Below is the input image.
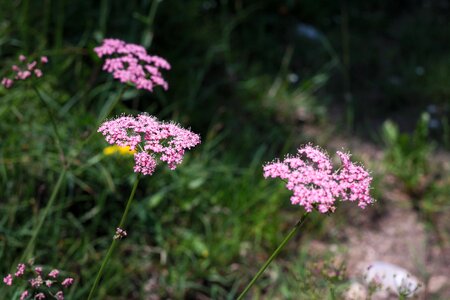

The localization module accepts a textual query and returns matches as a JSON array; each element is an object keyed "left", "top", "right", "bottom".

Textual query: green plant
[{"left": 382, "top": 113, "right": 434, "bottom": 196}]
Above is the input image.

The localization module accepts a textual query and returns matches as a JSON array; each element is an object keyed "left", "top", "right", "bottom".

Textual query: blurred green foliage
[
  {"left": 382, "top": 113, "right": 433, "bottom": 194},
  {"left": 1, "top": 0, "right": 449, "bottom": 298}
]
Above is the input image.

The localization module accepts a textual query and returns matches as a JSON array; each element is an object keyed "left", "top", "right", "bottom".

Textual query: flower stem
[
  {"left": 87, "top": 175, "right": 140, "bottom": 300},
  {"left": 237, "top": 212, "right": 308, "bottom": 300}
]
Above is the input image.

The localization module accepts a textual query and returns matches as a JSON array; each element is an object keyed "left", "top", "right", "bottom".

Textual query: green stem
[
  {"left": 87, "top": 175, "right": 141, "bottom": 300},
  {"left": 21, "top": 169, "right": 67, "bottom": 261},
  {"left": 237, "top": 213, "right": 308, "bottom": 300},
  {"left": 147, "top": 0, "right": 160, "bottom": 30}
]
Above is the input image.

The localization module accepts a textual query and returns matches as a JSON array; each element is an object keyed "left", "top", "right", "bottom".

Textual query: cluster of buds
[
  {"left": 1, "top": 55, "right": 48, "bottom": 88},
  {"left": 113, "top": 227, "right": 128, "bottom": 240},
  {"left": 3, "top": 262, "right": 74, "bottom": 300}
]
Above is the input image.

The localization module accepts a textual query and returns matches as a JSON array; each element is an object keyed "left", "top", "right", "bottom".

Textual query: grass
[{"left": 1, "top": 0, "right": 449, "bottom": 299}]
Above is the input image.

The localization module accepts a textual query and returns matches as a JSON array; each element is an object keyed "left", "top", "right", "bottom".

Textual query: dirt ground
[{"left": 302, "top": 124, "right": 450, "bottom": 299}]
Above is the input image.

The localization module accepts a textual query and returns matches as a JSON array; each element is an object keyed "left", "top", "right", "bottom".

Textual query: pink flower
[
  {"left": 94, "top": 38, "right": 170, "bottom": 92},
  {"left": 263, "top": 145, "right": 373, "bottom": 213},
  {"left": 61, "top": 277, "right": 74, "bottom": 288},
  {"left": 98, "top": 114, "right": 201, "bottom": 175},
  {"left": 48, "top": 269, "right": 59, "bottom": 278},
  {"left": 15, "top": 263, "right": 26, "bottom": 277},
  {"left": 27, "top": 61, "right": 37, "bottom": 70},
  {"left": 34, "top": 267, "right": 43, "bottom": 275},
  {"left": 3, "top": 274, "right": 12, "bottom": 286},
  {"left": 133, "top": 152, "right": 157, "bottom": 175},
  {"left": 335, "top": 151, "right": 373, "bottom": 209},
  {"left": 114, "top": 227, "right": 128, "bottom": 240},
  {"left": 35, "top": 293, "right": 46, "bottom": 300},
  {"left": 19, "top": 290, "right": 29, "bottom": 300},
  {"left": 1, "top": 77, "right": 13, "bottom": 88},
  {"left": 45, "top": 280, "right": 53, "bottom": 287},
  {"left": 34, "top": 69, "right": 43, "bottom": 78},
  {"left": 16, "top": 70, "right": 31, "bottom": 80},
  {"left": 30, "top": 275, "right": 43, "bottom": 287},
  {"left": 55, "top": 291, "right": 64, "bottom": 300},
  {"left": 2, "top": 55, "right": 47, "bottom": 88}
]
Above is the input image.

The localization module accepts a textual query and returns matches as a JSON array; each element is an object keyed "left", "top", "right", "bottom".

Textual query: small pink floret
[
  {"left": 30, "top": 275, "right": 43, "bottom": 287},
  {"left": 19, "top": 54, "right": 26, "bottom": 62},
  {"left": 19, "top": 290, "right": 29, "bottom": 300},
  {"left": 1, "top": 78, "right": 13, "bottom": 88},
  {"left": 15, "top": 263, "right": 26, "bottom": 277},
  {"left": 3, "top": 274, "right": 12, "bottom": 286},
  {"left": 35, "top": 293, "right": 46, "bottom": 300},
  {"left": 34, "top": 69, "right": 43, "bottom": 78},
  {"left": 55, "top": 291, "right": 64, "bottom": 300},
  {"left": 41, "top": 56, "right": 48, "bottom": 64},
  {"left": 48, "top": 269, "right": 59, "bottom": 278},
  {"left": 27, "top": 61, "right": 37, "bottom": 70},
  {"left": 61, "top": 277, "right": 74, "bottom": 288}
]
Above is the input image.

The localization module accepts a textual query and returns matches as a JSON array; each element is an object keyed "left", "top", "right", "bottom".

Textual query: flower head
[
  {"left": 2, "top": 262, "right": 74, "bottom": 298},
  {"left": 1, "top": 55, "right": 48, "bottom": 89},
  {"left": 94, "top": 38, "right": 170, "bottom": 92},
  {"left": 113, "top": 227, "right": 128, "bottom": 240},
  {"left": 264, "top": 145, "right": 373, "bottom": 213},
  {"left": 98, "top": 114, "right": 201, "bottom": 175}
]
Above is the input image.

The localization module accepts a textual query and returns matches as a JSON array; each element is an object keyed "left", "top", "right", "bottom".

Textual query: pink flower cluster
[
  {"left": 3, "top": 263, "right": 74, "bottom": 299},
  {"left": 114, "top": 227, "right": 128, "bottom": 240},
  {"left": 94, "top": 38, "right": 171, "bottom": 92},
  {"left": 1, "top": 55, "right": 48, "bottom": 88},
  {"left": 98, "top": 114, "right": 201, "bottom": 175},
  {"left": 263, "top": 145, "right": 373, "bottom": 213}
]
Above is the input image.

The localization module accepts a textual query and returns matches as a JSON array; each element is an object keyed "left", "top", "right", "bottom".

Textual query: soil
[{"left": 301, "top": 123, "right": 450, "bottom": 299}]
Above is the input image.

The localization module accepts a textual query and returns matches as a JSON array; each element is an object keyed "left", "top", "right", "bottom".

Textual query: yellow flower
[{"left": 103, "top": 145, "right": 135, "bottom": 156}]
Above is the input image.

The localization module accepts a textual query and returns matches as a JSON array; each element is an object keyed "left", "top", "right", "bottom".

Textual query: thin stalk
[
  {"left": 21, "top": 169, "right": 67, "bottom": 261},
  {"left": 87, "top": 175, "right": 141, "bottom": 300},
  {"left": 147, "top": 0, "right": 160, "bottom": 31},
  {"left": 237, "top": 213, "right": 308, "bottom": 300},
  {"left": 142, "top": 0, "right": 161, "bottom": 48},
  {"left": 99, "top": 0, "right": 109, "bottom": 37}
]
